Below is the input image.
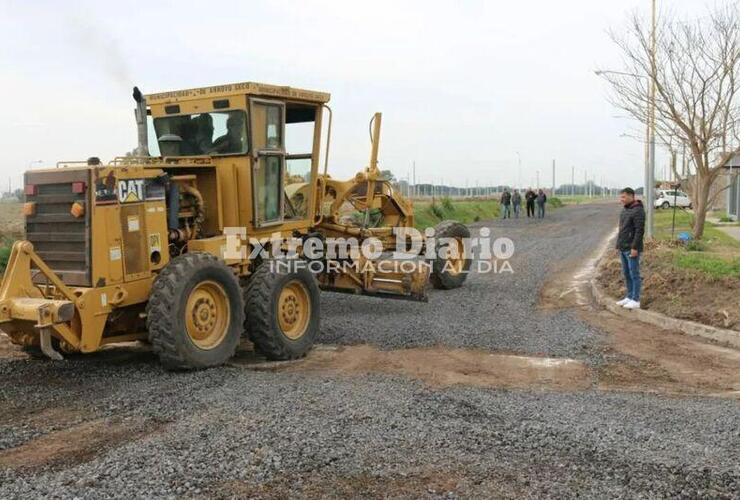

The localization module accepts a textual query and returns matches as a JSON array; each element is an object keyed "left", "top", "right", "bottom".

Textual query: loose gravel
[
  {"left": 321, "top": 203, "right": 616, "bottom": 362},
  {"left": 1, "top": 202, "right": 738, "bottom": 498}
]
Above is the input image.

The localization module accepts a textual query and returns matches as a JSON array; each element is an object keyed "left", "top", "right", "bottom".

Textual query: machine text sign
[{"left": 118, "top": 179, "right": 145, "bottom": 203}]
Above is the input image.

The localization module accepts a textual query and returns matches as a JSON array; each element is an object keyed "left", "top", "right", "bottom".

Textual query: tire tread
[{"left": 146, "top": 253, "right": 243, "bottom": 370}]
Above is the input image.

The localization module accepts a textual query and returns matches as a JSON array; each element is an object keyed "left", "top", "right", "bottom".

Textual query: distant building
[{"left": 724, "top": 154, "right": 740, "bottom": 221}]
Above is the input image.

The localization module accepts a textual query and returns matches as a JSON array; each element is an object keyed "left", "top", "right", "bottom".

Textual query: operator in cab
[{"left": 208, "top": 113, "right": 245, "bottom": 154}]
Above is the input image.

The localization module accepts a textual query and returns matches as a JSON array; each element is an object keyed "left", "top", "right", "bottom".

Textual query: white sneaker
[
  {"left": 623, "top": 300, "right": 641, "bottom": 310},
  {"left": 616, "top": 297, "right": 631, "bottom": 306}
]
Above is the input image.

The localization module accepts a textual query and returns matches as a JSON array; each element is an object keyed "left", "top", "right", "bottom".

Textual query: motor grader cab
[{"left": 0, "top": 81, "right": 471, "bottom": 369}]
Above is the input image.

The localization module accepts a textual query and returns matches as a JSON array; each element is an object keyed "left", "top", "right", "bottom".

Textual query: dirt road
[{"left": 1, "top": 202, "right": 739, "bottom": 498}]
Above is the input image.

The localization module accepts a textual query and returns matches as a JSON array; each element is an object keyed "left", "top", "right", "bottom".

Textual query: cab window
[
  {"left": 152, "top": 111, "right": 248, "bottom": 156},
  {"left": 250, "top": 101, "right": 284, "bottom": 151},
  {"left": 284, "top": 103, "right": 317, "bottom": 220},
  {"left": 255, "top": 155, "right": 282, "bottom": 224},
  {"left": 266, "top": 106, "right": 282, "bottom": 148},
  {"left": 251, "top": 100, "right": 285, "bottom": 226},
  {"left": 250, "top": 100, "right": 317, "bottom": 225}
]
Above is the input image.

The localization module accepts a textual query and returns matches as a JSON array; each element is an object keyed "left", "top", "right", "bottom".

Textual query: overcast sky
[{"left": 0, "top": 0, "right": 719, "bottom": 191}]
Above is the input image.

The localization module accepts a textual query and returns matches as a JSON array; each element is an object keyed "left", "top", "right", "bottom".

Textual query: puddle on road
[{"left": 232, "top": 344, "right": 592, "bottom": 391}]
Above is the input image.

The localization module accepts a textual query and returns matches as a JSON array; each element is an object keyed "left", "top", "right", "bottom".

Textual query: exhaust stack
[{"left": 132, "top": 86, "right": 150, "bottom": 156}]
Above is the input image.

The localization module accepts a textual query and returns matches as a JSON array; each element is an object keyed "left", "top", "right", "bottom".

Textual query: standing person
[
  {"left": 615, "top": 187, "right": 645, "bottom": 310},
  {"left": 501, "top": 189, "right": 512, "bottom": 219},
  {"left": 512, "top": 189, "right": 522, "bottom": 218},
  {"left": 525, "top": 188, "right": 536, "bottom": 218},
  {"left": 536, "top": 189, "right": 547, "bottom": 218}
]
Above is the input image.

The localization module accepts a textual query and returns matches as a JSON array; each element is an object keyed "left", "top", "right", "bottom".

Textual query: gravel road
[
  {"left": 321, "top": 202, "right": 612, "bottom": 360},
  {"left": 1, "top": 202, "right": 739, "bottom": 499}
]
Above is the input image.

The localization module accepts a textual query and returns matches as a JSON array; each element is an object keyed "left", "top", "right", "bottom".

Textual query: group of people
[{"left": 500, "top": 188, "right": 548, "bottom": 219}]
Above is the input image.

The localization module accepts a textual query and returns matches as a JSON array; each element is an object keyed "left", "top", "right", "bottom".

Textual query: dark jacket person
[
  {"left": 615, "top": 187, "right": 645, "bottom": 309},
  {"left": 512, "top": 190, "right": 522, "bottom": 218},
  {"left": 525, "top": 188, "right": 536, "bottom": 218},
  {"left": 536, "top": 189, "right": 547, "bottom": 218},
  {"left": 501, "top": 190, "right": 512, "bottom": 219}
]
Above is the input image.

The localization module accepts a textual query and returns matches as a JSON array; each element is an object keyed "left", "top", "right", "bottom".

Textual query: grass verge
[
  {"left": 549, "top": 197, "right": 564, "bottom": 208},
  {"left": 674, "top": 252, "right": 740, "bottom": 279},
  {"left": 0, "top": 202, "right": 22, "bottom": 275},
  {"left": 0, "top": 240, "right": 11, "bottom": 274},
  {"left": 555, "top": 195, "right": 606, "bottom": 205},
  {"left": 654, "top": 208, "right": 740, "bottom": 248},
  {"left": 413, "top": 198, "right": 500, "bottom": 230}
]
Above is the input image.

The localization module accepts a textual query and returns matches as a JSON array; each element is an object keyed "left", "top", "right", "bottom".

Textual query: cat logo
[{"left": 118, "top": 179, "right": 145, "bottom": 203}]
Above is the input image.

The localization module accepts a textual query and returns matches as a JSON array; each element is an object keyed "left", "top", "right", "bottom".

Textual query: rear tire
[
  {"left": 146, "top": 253, "right": 244, "bottom": 370},
  {"left": 430, "top": 220, "right": 471, "bottom": 290},
  {"left": 244, "top": 261, "right": 320, "bottom": 360}
]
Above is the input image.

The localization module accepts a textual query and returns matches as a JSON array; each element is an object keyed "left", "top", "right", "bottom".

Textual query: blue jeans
[
  {"left": 537, "top": 203, "right": 545, "bottom": 218},
  {"left": 502, "top": 205, "right": 511, "bottom": 218},
  {"left": 513, "top": 203, "right": 521, "bottom": 218},
  {"left": 619, "top": 251, "right": 641, "bottom": 301}
]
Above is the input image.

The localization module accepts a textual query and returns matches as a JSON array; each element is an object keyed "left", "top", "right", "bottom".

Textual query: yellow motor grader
[{"left": 0, "top": 81, "right": 471, "bottom": 369}]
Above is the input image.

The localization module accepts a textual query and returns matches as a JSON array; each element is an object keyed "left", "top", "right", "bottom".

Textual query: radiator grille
[{"left": 25, "top": 170, "right": 91, "bottom": 287}]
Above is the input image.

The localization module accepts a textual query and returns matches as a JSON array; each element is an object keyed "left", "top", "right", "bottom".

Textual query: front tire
[
  {"left": 661, "top": 201, "right": 670, "bottom": 209},
  {"left": 430, "top": 220, "right": 471, "bottom": 290},
  {"left": 146, "top": 253, "right": 244, "bottom": 370},
  {"left": 244, "top": 261, "right": 320, "bottom": 360}
]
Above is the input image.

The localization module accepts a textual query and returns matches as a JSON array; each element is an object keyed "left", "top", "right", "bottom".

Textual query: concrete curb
[{"left": 590, "top": 271, "right": 740, "bottom": 350}]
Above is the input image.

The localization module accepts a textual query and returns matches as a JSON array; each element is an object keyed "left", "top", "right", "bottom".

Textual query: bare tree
[{"left": 598, "top": 4, "right": 740, "bottom": 238}]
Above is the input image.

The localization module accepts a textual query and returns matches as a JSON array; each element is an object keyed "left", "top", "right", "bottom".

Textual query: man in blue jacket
[{"left": 615, "top": 187, "right": 646, "bottom": 310}]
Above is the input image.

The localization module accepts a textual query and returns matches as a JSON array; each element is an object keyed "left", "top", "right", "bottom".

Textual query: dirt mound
[{"left": 597, "top": 242, "right": 740, "bottom": 331}]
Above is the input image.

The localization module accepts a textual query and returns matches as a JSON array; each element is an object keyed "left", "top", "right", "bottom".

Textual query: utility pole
[
  {"left": 536, "top": 170, "right": 540, "bottom": 189},
  {"left": 552, "top": 159, "right": 556, "bottom": 195},
  {"left": 516, "top": 152, "right": 522, "bottom": 190},
  {"left": 412, "top": 161, "right": 416, "bottom": 198},
  {"left": 589, "top": 171, "right": 593, "bottom": 198},
  {"left": 584, "top": 170, "right": 587, "bottom": 196},
  {"left": 646, "top": 0, "right": 657, "bottom": 238},
  {"left": 571, "top": 166, "right": 575, "bottom": 196}
]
